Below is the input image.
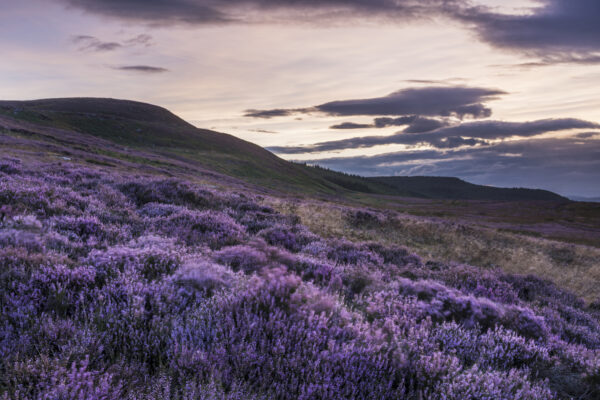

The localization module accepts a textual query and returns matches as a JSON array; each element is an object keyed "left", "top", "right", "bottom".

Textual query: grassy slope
[{"left": 0, "top": 98, "right": 341, "bottom": 194}]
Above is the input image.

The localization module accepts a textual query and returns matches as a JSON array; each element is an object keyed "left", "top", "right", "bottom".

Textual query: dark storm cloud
[
  {"left": 112, "top": 65, "right": 169, "bottom": 73},
  {"left": 246, "top": 86, "right": 504, "bottom": 120},
  {"left": 269, "top": 118, "right": 600, "bottom": 154},
  {"left": 57, "top": 0, "right": 462, "bottom": 25},
  {"left": 301, "top": 137, "right": 600, "bottom": 196},
  {"left": 456, "top": 0, "right": 600, "bottom": 62}
]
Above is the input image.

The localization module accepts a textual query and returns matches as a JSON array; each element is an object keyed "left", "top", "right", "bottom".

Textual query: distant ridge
[
  {"left": 0, "top": 97, "right": 569, "bottom": 202},
  {"left": 368, "top": 176, "right": 568, "bottom": 201},
  {"left": 570, "top": 196, "right": 600, "bottom": 203}
]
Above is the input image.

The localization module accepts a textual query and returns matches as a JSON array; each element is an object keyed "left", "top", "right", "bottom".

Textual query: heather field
[
  {"left": 1, "top": 152, "right": 599, "bottom": 399},
  {"left": 3, "top": 0, "right": 600, "bottom": 397}
]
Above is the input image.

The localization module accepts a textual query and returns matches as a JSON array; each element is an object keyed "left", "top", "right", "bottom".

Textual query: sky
[{"left": 1, "top": 0, "right": 599, "bottom": 197}]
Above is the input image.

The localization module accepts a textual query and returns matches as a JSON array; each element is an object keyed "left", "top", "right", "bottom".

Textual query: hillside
[
  {"left": 0, "top": 98, "right": 567, "bottom": 202},
  {"left": 0, "top": 98, "right": 340, "bottom": 194}
]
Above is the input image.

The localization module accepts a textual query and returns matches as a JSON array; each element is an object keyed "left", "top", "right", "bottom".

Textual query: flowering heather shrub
[
  {"left": 306, "top": 239, "right": 383, "bottom": 266},
  {"left": 3, "top": 357, "right": 122, "bottom": 400},
  {"left": 172, "top": 259, "right": 233, "bottom": 296},
  {"left": 341, "top": 264, "right": 380, "bottom": 297},
  {"left": 0, "top": 205, "right": 12, "bottom": 222},
  {"left": 138, "top": 202, "right": 183, "bottom": 218},
  {"left": 502, "top": 274, "right": 584, "bottom": 308},
  {"left": 366, "top": 242, "right": 422, "bottom": 267},
  {"left": 125, "top": 377, "right": 267, "bottom": 400},
  {"left": 226, "top": 198, "right": 276, "bottom": 214},
  {"left": 433, "top": 322, "right": 551, "bottom": 370},
  {"left": 233, "top": 209, "right": 281, "bottom": 233},
  {"left": 0, "top": 158, "right": 22, "bottom": 175},
  {"left": 38, "top": 359, "right": 122, "bottom": 400},
  {"left": 404, "top": 262, "right": 521, "bottom": 305},
  {"left": 229, "top": 203, "right": 300, "bottom": 234},
  {"left": 43, "top": 231, "right": 90, "bottom": 259},
  {"left": 118, "top": 178, "right": 219, "bottom": 209},
  {"left": 157, "top": 209, "right": 245, "bottom": 249},
  {"left": 170, "top": 268, "right": 411, "bottom": 400},
  {"left": 214, "top": 244, "right": 269, "bottom": 273},
  {"left": 0, "top": 176, "right": 87, "bottom": 217},
  {"left": 345, "top": 209, "right": 385, "bottom": 228},
  {"left": 51, "top": 215, "right": 112, "bottom": 242},
  {"left": 0, "top": 229, "right": 45, "bottom": 253},
  {"left": 5, "top": 214, "right": 43, "bottom": 230},
  {"left": 1, "top": 156, "right": 599, "bottom": 399},
  {"left": 85, "top": 238, "right": 180, "bottom": 283},
  {"left": 432, "top": 367, "right": 554, "bottom": 400},
  {"left": 396, "top": 277, "right": 549, "bottom": 338},
  {"left": 258, "top": 223, "right": 318, "bottom": 252},
  {"left": 288, "top": 254, "right": 338, "bottom": 287}
]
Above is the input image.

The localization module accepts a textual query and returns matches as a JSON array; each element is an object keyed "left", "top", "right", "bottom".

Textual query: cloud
[
  {"left": 269, "top": 118, "right": 600, "bottom": 154},
  {"left": 403, "top": 78, "right": 468, "bottom": 84},
  {"left": 60, "top": 0, "right": 229, "bottom": 25},
  {"left": 576, "top": 132, "right": 599, "bottom": 139},
  {"left": 246, "top": 86, "right": 504, "bottom": 120},
  {"left": 331, "top": 116, "right": 450, "bottom": 132},
  {"left": 300, "top": 136, "right": 600, "bottom": 196},
  {"left": 71, "top": 33, "right": 153, "bottom": 52},
  {"left": 123, "top": 33, "right": 153, "bottom": 47},
  {"left": 244, "top": 107, "right": 312, "bottom": 118},
  {"left": 329, "top": 122, "right": 373, "bottom": 129},
  {"left": 57, "top": 0, "right": 600, "bottom": 65},
  {"left": 57, "top": 0, "right": 459, "bottom": 25},
  {"left": 112, "top": 65, "right": 169, "bottom": 73},
  {"left": 456, "top": 0, "right": 600, "bottom": 63},
  {"left": 315, "top": 86, "right": 503, "bottom": 117},
  {"left": 249, "top": 128, "right": 278, "bottom": 134},
  {"left": 374, "top": 116, "right": 417, "bottom": 128},
  {"left": 375, "top": 116, "right": 450, "bottom": 132},
  {"left": 72, "top": 35, "right": 122, "bottom": 52}
]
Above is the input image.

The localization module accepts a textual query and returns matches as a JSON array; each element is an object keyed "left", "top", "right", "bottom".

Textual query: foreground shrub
[
  {"left": 213, "top": 244, "right": 268, "bottom": 274},
  {"left": 118, "top": 179, "right": 217, "bottom": 209},
  {"left": 157, "top": 209, "right": 245, "bottom": 249},
  {"left": 258, "top": 224, "right": 318, "bottom": 252}
]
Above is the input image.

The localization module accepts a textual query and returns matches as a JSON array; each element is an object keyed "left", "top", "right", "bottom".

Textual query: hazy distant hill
[
  {"left": 0, "top": 97, "right": 567, "bottom": 202},
  {"left": 369, "top": 176, "right": 567, "bottom": 201},
  {"left": 569, "top": 196, "right": 600, "bottom": 203}
]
